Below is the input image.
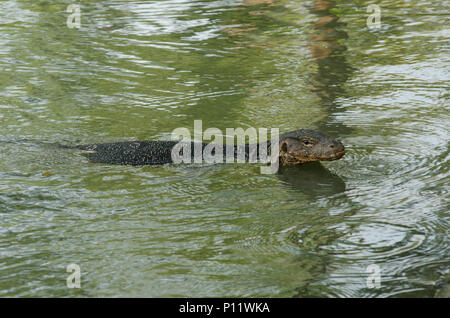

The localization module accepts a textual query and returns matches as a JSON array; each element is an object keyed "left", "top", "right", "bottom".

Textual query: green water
[{"left": 0, "top": 0, "right": 448, "bottom": 297}]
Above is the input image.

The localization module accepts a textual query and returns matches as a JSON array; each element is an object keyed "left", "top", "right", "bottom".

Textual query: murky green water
[{"left": 0, "top": 0, "right": 448, "bottom": 297}]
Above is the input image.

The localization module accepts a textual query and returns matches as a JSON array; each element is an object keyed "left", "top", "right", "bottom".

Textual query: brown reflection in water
[
  {"left": 308, "top": 0, "right": 353, "bottom": 133},
  {"left": 222, "top": 0, "right": 277, "bottom": 46},
  {"left": 243, "top": 0, "right": 276, "bottom": 5},
  {"left": 219, "top": 0, "right": 353, "bottom": 133}
]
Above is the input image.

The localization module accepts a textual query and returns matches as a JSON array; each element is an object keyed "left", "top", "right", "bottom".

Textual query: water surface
[{"left": 0, "top": 0, "right": 448, "bottom": 297}]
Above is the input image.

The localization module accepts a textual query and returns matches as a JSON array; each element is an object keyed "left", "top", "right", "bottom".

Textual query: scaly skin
[
  {"left": 278, "top": 129, "right": 345, "bottom": 165},
  {"left": 75, "top": 129, "right": 345, "bottom": 166}
]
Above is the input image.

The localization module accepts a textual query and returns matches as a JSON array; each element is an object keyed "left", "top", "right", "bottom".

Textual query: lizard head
[{"left": 278, "top": 129, "right": 345, "bottom": 165}]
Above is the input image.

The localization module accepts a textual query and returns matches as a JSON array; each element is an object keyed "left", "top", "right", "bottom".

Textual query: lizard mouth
[
  {"left": 279, "top": 148, "right": 346, "bottom": 165},
  {"left": 319, "top": 148, "right": 345, "bottom": 161}
]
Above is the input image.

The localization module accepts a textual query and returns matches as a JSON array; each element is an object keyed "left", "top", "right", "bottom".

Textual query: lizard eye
[{"left": 301, "top": 139, "right": 315, "bottom": 146}]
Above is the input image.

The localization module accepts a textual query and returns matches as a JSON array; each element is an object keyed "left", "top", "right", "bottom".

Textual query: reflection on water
[
  {"left": 278, "top": 163, "right": 346, "bottom": 198},
  {"left": 308, "top": 0, "right": 354, "bottom": 135},
  {"left": 0, "top": 0, "right": 449, "bottom": 297}
]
